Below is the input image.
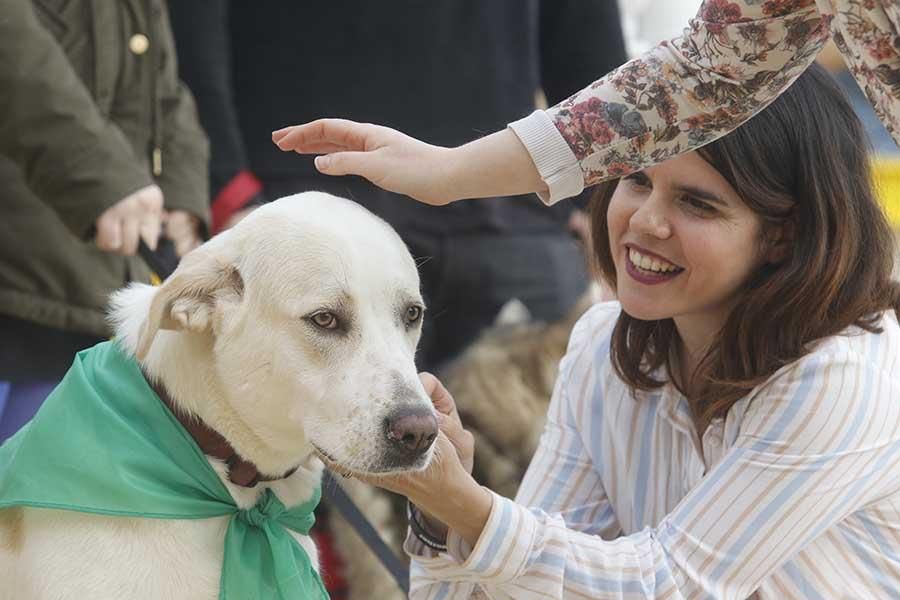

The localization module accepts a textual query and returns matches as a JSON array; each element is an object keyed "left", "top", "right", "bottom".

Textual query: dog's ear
[{"left": 136, "top": 247, "right": 244, "bottom": 361}]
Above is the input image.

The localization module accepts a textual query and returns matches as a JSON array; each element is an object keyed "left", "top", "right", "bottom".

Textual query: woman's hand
[
  {"left": 321, "top": 372, "right": 493, "bottom": 547},
  {"left": 421, "top": 372, "right": 474, "bottom": 475},
  {"left": 272, "top": 119, "right": 546, "bottom": 206},
  {"left": 355, "top": 373, "right": 475, "bottom": 500},
  {"left": 272, "top": 120, "right": 460, "bottom": 205}
]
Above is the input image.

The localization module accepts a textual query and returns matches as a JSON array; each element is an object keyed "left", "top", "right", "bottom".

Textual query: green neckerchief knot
[
  {"left": 223, "top": 487, "right": 325, "bottom": 599},
  {"left": 0, "top": 341, "right": 328, "bottom": 600}
]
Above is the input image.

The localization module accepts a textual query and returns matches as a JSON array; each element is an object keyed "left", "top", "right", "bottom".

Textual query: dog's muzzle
[{"left": 384, "top": 406, "right": 438, "bottom": 461}]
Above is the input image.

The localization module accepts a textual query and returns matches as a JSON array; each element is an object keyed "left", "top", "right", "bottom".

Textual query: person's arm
[
  {"left": 517, "top": 0, "right": 829, "bottom": 203},
  {"left": 408, "top": 344, "right": 900, "bottom": 599},
  {"left": 167, "top": 0, "right": 263, "bottom": 235},
  {"left": 0, "top": 0, "right": 153, "bottom": 239},
  {"left": 153, "top": 4, "right": 210, "bottom": 251},
  {"left": 406, "top": 306, "right": 621, "bottom": 598},
  {"left": 273, "top": 0, "right": 828, "bottom": 206},
  {"left": 827, "top": 0, "right": 900, "bottom": 144}
]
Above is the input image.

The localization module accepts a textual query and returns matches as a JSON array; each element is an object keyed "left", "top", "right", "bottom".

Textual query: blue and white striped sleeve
[{"left": 409, "top": 334, "right": 900, "bottom": 599}]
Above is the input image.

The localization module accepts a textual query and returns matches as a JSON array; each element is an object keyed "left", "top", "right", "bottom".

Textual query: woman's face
[{"left": 607, "top": 151, "right": 766, "bottom": 343}]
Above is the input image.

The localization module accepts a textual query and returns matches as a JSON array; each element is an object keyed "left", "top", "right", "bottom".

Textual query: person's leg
[
  {"left": 494, "top": 233, "right": 589, "bottom": 323},
  {"left": 0, "top": 381, "right": 57, "bottom": 442},
  {"left": 425, "top": 232, "right": 589, "bottom": 371}
]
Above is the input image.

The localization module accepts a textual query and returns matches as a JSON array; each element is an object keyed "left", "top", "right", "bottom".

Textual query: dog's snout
[{"left": 385, "top": 407, "right": 438, "bottom": 456}]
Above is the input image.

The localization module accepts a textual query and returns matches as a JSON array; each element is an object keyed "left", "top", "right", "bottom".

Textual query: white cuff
[{"left": 508, "top": 110, "right": 584, "bottom": 205}]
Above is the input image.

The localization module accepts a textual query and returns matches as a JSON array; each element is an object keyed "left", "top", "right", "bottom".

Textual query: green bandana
[{"left": 0, "top": 341, "right": 328, "bottom": 600}]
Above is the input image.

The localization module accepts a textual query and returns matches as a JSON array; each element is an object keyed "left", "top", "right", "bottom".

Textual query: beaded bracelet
[{"left": 407, "top": 501, "right": 448, "bottom": 552}]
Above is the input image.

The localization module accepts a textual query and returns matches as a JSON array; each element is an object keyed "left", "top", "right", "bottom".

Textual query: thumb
[
  {"left": 315, "top": 151, "right": 379, "bottom": 179},
  {"left": 419, "top": 372, "right": 456, "bottom": 416}
]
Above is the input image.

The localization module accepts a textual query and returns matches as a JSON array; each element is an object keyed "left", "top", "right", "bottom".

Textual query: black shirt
[{"left": 169, "top": 0, "right": 628, "bottom": 233}]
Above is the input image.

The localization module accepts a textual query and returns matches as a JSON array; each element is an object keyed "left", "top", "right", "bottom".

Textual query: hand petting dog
[{"left": 318, "top": 372, "right": 494, "bottom": 548}]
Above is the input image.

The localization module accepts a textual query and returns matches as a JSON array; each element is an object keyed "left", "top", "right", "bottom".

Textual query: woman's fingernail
[{"left": 315, "top": 155, "right": 330, "bottom": 171}]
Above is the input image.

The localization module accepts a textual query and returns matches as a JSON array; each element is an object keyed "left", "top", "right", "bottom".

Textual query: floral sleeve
[
  {"left": 512, "top": 0, "right": 900, "bottom": 203},
  {"left": 828, "top": 0, "right": 900, "bottom": 142},
  {"left": 509, "top": 0, "right": 833, "bottom": 203},
  {"left": 554, "top": 0, "right": 828, "bottom": 184}
]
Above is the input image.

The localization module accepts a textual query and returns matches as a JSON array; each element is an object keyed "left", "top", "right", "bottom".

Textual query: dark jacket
[
  {"left": 168, "top": 0, "right": 627, "bottom": 234},
  {"left": 0, "top": 0, "right": 209, "bottom": 346}
]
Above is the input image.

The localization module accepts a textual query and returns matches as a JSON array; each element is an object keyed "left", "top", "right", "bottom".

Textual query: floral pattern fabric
[{"left": 549, "top": 0, "right": 900, "bottom": 186}]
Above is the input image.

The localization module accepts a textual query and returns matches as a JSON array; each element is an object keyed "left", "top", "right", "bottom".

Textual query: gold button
[{"left": 129, "top": 33, "right": 150, "bottom": 55}]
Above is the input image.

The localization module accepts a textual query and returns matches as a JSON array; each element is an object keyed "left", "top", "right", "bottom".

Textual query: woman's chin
[{"left": 618, "top": 295, "right": 674, "bottom": 322}]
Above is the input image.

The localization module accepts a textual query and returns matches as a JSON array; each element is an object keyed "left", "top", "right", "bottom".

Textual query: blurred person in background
[
  {"left": 167, "top": 0, "right": 628, "bottom": 372},
  {"left": 0, "top": 0, "right": 209, "bottom": 441},
  {"left": 617, "top": 0, "right": 698, "bottom": 57}
]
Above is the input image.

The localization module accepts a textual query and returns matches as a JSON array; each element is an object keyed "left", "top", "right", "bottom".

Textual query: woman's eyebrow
[{"left": 675, "top": 185, "right": 726, "bottom": 206}]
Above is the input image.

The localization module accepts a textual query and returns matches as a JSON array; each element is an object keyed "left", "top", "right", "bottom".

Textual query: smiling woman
[
  {"left": 591, "top": 64, "right": 899, "bottom": 434},
  {"left": 331, "top": 64, "right": 900, "bottom": 599}
]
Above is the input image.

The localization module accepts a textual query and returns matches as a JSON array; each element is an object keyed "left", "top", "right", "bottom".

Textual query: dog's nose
[{"left": 385, "top": 407, "right": 438, "bottom": 456}]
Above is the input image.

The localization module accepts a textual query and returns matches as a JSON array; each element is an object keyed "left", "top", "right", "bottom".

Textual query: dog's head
[{"left": 117, "top": 192, "right": 437, "bottom": 475}]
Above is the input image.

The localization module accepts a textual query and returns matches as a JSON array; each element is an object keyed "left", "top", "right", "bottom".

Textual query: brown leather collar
[{"left": 147, "top": 375, "right": 296, "bottom": 487}]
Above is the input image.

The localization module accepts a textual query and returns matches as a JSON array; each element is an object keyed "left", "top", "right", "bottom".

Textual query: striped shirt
[{"left": 406, "top": 302, "right": 900, "bottom": 599}]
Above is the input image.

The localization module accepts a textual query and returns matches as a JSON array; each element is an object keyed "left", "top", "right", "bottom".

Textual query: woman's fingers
[
  {"left": 272, "top": 119, "right": 377, "bottom": 154},
  {"left": 418, "top": 373, "right": 475, "bottom": 474},
  {"left": 419, "top": 372, "right": 458, "bottom": 418},
  {"left": 314, "top": 151, "right": 380, "bottom": 178},
  {"left": 273, "top": 120, "right": 457, "bottom": 206}
]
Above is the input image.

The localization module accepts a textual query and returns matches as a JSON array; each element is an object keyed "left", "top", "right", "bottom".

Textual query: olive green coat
[{"left": 0, "top": 0, "right": 209, "bottom": 336}]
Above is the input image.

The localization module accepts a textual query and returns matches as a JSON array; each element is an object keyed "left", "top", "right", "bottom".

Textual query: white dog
[{"left": 0, "top": 193, "right": 437, "bottom": 599}]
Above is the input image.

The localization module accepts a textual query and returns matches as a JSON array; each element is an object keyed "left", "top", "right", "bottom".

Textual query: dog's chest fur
[{"left": 0, "top": 456, "right": 322, "bottom": 600}]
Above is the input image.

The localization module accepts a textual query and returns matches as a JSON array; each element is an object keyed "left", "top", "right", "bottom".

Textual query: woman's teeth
[{"left": 628, "top": 248, "right": 681, "bottom": 274}]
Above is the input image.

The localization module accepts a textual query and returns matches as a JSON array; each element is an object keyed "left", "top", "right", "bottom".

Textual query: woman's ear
[{"left": 765, "top": 221, "right": 795, "bottom": 264}]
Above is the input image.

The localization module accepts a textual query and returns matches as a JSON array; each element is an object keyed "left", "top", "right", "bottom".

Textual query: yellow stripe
[{"left": 873, "top": 158, "right": 900, "bottom": 227}]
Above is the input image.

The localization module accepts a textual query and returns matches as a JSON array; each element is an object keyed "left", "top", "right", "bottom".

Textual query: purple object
[{"left": 0, "top": 380, "right": 57, "bottom": 442}]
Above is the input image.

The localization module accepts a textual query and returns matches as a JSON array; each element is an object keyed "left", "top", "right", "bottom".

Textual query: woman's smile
[
  {"left": 624, "top": 244, "right": 684, "bottom": 285},
  {"left": 607, "top": 152, "right": 765, "bottom": 336}
]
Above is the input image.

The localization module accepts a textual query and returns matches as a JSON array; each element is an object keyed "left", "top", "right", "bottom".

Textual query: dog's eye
[
  {"left": 309, "top": 311, "right": 338, "bottom": 330},
  {"left": 405, "top": 305, "right": 423, "bottom": 324}
]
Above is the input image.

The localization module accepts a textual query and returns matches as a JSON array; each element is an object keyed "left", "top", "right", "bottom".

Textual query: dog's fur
[
  {"left": 0, "top": 193, "right": 436, "bottom": 599},
  {"left": 327, "top": 288, "right": 600, "bottom": 600}
]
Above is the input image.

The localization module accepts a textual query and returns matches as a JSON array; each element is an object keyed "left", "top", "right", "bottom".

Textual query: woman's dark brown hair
[{"left": 590, "top": 64, "right": 900, "bottom": 430}]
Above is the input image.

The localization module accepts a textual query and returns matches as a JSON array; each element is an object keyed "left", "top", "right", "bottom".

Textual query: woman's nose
[{"left": 630, "top": 196, "right": 672, "bottom": 239}]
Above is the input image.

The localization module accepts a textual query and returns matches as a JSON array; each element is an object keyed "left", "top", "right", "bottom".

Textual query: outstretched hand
[
  {"left": 273, "top": 118, "right": 546, "bottom": 207},
  {"left": 272, "top": 119, "right": 460, "bottom": 206}
]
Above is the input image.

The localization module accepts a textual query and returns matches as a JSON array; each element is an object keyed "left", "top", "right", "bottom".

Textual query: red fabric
[
  {"left": 311, "top": 514, "right": 349, "bottom": 600},
  {"left": 211, "top": 171, "right": 262, "bottom": 234}
]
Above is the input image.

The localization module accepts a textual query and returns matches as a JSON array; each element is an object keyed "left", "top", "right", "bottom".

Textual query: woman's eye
[
  {"left": 406, "top": 305, "right": 423, "bottom": 324},
  {"left": 309, "top": 311, "right": 338, "bottom": 330},
  {"left": 624, "top": 173, "right": 651, "bottom": 188},
  {"left": 681, "top": 196, "right": 716, "bottom": 215}
]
